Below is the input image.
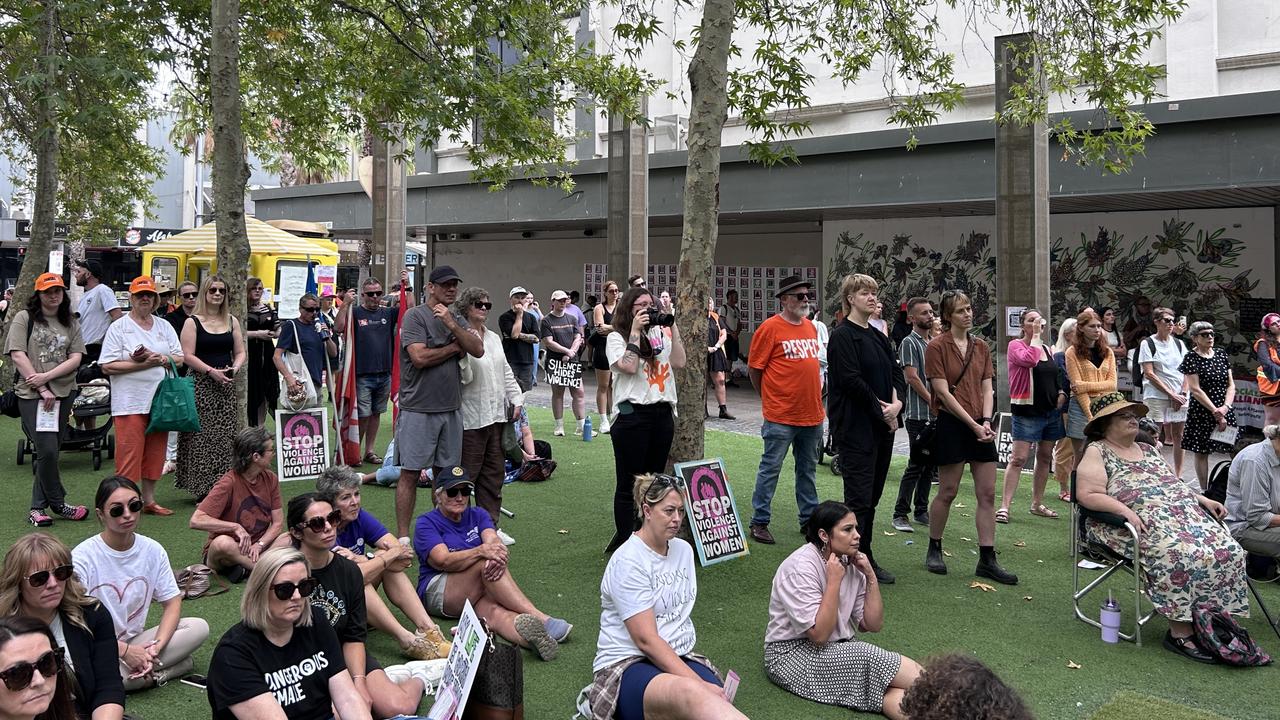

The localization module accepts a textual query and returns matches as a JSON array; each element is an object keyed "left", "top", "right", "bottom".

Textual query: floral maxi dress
[{"left": 1085, "top": 443, "right": 1248, "bottom": 623}]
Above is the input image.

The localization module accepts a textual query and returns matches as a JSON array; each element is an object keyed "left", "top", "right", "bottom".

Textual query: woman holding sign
[
  {"left": 765, "top": 501, "right": 921, "bottom": 719},
  {"left": 583, "top": 474, "right": 746, "bottom": 720}
]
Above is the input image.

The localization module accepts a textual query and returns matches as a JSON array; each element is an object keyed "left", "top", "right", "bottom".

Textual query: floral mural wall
[{"left": 822, "top": 208, "right": 1276, "bottom": 371}]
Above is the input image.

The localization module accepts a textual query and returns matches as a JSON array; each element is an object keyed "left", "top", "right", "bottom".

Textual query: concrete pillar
[
  {"left": 994, "top": 33, "right": 1051, "bottom": 414},
  {"left": 371, "top": 136, "right": 407, "bottom": 288},
  {"left": 607, "top": 96, "right": 648, "bottom": 282}
]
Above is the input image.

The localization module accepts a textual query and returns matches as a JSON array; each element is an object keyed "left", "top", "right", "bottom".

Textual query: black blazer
[
  {"left": 60, "top": 602, "right": 125, "bottom": 718},
  {"left": 828, "top": 318, "right": 908, "bottom": 442}
]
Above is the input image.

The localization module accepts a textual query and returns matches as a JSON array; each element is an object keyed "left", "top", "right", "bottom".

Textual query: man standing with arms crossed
[
  {"left": 748, "top": 275, "right": 824, "bottom": 545},
  {"left": 891, "top": 297, "right": 936, "bottom": 533},
  {"left": 394, "top": 266, "right": 484, "bottom": 538}
]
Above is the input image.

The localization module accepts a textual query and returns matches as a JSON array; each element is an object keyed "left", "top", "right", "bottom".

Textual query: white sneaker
[
  {"left": 497, "top": 528, "right": 516, "bottom": 546},
  {"left": 553, "top": 426, "right": 565, "bottom": 437},
  {"left": 600, "top": 418, "right": 611, "bottom": 434},
  {"left": 383, "top": 659, "right": 447, "bottom": 691}
]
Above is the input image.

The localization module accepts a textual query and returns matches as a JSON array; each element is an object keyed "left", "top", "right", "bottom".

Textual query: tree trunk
[
  {"left": 1, "top": 1, "right": 62, "bottom": 391},
  {"left": 210, "top": 0, "right": 252, "bottom": 428},
  {"left": 670, "top": 0, "right": 735, "bottom": 465}
]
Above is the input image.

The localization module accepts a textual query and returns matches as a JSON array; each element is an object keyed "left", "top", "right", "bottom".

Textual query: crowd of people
[{"left": 1, "top": 258, "right": 1276, "bottom": 720}]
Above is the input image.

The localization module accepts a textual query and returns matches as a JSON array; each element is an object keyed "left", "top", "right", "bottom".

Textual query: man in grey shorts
[{"left": 394, "top": 265, "right": 485, "bottom": 537}]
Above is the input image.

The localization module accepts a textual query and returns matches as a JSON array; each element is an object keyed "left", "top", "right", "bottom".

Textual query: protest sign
[
  {"left": 546, "top": 357, "right": 583, "bottom": 388},
  {"left": 995, "top": 412, "right": 1036, "bottom": 473},
  {"left": 427, "top": 599, "right": 489, "bottom": 720},
  {"left": 673, "top": 458, "right": 749, "bottom": 566},
  {"left": 274, "top": 408, "right": 330, "bottom": 482}
]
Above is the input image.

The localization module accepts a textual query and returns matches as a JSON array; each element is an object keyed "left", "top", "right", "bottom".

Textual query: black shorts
[
  {"left": 933, "top": 410, "right": 997, "bottom": 466},
  {"left": 590, "top": 337, "right": 611, "bottom": 371}
]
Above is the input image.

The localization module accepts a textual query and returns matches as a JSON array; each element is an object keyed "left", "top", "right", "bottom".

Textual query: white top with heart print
[{"left": 72, "top": 533, "right": 180, "bottom": 641}]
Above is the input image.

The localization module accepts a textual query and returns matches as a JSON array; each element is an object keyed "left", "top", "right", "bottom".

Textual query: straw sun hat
[{"left": 1084, "top": 392, "right": 1149, "bottom": 436}]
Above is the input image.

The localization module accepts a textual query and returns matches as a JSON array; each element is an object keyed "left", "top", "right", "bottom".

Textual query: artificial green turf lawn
[{"left": 5, "top": 407, "right": 1277, "bottom": 719}]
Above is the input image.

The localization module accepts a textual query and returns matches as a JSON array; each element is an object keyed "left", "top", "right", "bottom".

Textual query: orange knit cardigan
[{"left": 1064, "top": 346, "right": 1117, "bottom": 421}]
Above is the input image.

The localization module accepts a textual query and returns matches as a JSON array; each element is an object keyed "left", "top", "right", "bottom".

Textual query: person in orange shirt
[{"left": 748, "top": 275, "right": 825, "bottom": 545}]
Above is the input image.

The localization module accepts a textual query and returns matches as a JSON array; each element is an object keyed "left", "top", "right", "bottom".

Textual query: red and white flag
[{"left": 335, "top": 309, "right": 361, "bottom": 466}]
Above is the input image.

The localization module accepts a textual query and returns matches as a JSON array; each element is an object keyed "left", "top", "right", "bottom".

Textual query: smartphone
[{"left": 179, "top": 674, "right": 207, "bottom": 689}]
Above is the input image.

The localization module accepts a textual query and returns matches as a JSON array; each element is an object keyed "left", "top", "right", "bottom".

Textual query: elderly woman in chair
[{"left": 1075, "top": 392, "right": 1249, "bottom": 663}]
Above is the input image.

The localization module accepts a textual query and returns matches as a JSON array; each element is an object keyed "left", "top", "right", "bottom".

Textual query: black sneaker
[
  {"left": 224, "top": 565, "right": 250, "bottom": 584},
  {"left": 913, "top": 512, "right": 930, "bottom": 526}
]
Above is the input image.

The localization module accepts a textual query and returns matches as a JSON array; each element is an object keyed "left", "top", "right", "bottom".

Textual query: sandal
[
  {"left": 995, "top": 508, "right": 1010, "bottom": 524},
  {"left": 364, "top": 452, "right": 384, "bottom": 465},
  {"left": 1030, "top": 503, "right": 1060, "bottom": 519},
  {"left": 1058, "top": 491, "right": 1072, "bottom": 503}
]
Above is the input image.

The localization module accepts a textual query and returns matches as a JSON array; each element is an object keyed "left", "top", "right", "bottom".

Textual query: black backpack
[
  {"left": 1204, "top": 460, "right": 1231, "bottom": 503},
  {"left": 1131, "top": 336, "right": 1185, "bottom": 394}
]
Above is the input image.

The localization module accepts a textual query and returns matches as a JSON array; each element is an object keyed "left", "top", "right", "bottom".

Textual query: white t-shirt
[
  {"left": 593, "top": 535, "right": 697, "bottom": 672},
  {"left": 72, "top": 534, "right": 180, "bottom": 642},
  {"left": 100, "top": 315, "right": 184, "bottom": 416},
  {"left": 1138, "top": 335, "right": 1188, "bottom": 402},
  {"left": 606, "top": 329, "right": 678, "bottom": 421},
  {"left": 76, "top": 283, "right": 120, "bottom": 345}
]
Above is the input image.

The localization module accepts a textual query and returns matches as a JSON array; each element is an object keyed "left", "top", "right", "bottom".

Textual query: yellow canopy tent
[{"left": 141, "top": 216, "right": 338, "bottom": 258}]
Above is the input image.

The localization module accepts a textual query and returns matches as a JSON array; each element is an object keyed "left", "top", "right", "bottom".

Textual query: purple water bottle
[{"left": 1100, "top": 591, "right": 1121, "bottom": 644}]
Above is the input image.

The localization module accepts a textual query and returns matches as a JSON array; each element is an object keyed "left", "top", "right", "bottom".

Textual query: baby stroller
[
  {"left": 815, "top": 384, "right": 841, "bottom": 475},
  {"left": 17, "top": 380, "right": 115, "bottom": 472}
]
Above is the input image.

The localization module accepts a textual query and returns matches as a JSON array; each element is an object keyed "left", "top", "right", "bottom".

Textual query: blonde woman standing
[{"left": 176, "top": 276, "right": 245, "bottom": 500}]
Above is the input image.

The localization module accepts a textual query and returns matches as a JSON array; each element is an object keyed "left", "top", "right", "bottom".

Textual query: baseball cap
[
  {"left": 128, "top": 276, "right": 158, "bottom": 294},
  {"left": 433, "top": 465, "right": 473, "bottom": 492},
  {"left": 550, "top": 290, "right": 569, "bottom": 301},
  {"left": 78, "top": 260, "right": 104, "bottom": 281},
  {"left": 34, "top": 273, "right": 65, "bottom": 292},
  {"left": 429, "top": 266, "right": 462, "bottom": 284},
  {"left": 509, "top": 286, "right": 529, "bottom": 298}
]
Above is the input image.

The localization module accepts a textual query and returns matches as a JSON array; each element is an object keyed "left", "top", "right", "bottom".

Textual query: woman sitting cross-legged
[
  {"left": 207, "top": 547, "right": 371, "bottom": 720},
  {"left": 0, "top": 534, "right": 124, "bottom": 720},
  {"left": 1075, "top": 392, "right": 1249, "bottom": 663},
  {"left": 582, "top": 474, "right": 747, "bottom": 720},
  {"left": 414, "top": 466, "right": 571, "bottom": 661},
  {"left": 765, "top": 500, "right": 921, "bottom": 719},
  {"left": 287, "top": 494, "right": 442, "bottom": 719},
  {"left": 316, "top": 467, "right": 450, "bottom": 661},
  {"left": 73, "top": 476, "right": 209, "bottom": 691}
]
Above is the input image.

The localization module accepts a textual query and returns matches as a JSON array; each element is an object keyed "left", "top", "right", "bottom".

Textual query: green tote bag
[{"left": 146, "top": 359, "right": 201, "bottom": 433}]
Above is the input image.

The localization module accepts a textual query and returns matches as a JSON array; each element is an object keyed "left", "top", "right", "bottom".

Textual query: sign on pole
[
  {"left": 995, "top": 412, "right": 1035, "bottom": 473},
  {"left": 546, "top": 357, "right": 583, "bottom": 388},
  {"left": 673, "top": 458, "right": 749, "bottom": 566},
  {"left": 427, "top": 599, "right": 489, "bottom": 720},
  {"left": 274, "top": 408, "right": 330, "bottom": 482}
]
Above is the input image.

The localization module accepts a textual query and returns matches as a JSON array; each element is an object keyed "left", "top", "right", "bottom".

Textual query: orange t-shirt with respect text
[{"left": 748, "top": 314, "right": 824, "bottom": 426}]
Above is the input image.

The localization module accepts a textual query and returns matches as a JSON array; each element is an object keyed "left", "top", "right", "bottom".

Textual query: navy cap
[
  {"left": 429, "top": 266, "right": 462, "bottom": 284},
  {"left": 433, "top": 465, "right": 472, "bottom": 491}
]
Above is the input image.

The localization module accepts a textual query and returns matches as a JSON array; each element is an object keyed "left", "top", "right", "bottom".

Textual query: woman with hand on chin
[
  {"left": 0, "top": 616, "right": 78, "bottom": 720},
  {"left": 72, "top": 476, "right": 208, "bottom": 692},
  {"left": 584, "top": 474, "right": 745, "bottom": 720},
  {"left": 765, "top": 501, "right": 921, "bottom": 719},
  {"left": 207, "top": 548, "right": 370, "bottom": 720}
]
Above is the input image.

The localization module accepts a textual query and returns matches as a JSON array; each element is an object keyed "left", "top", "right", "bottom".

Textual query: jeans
[
  {"left": 19, "top": 397, "right": 72, "bottom": 510},
  {"left": 751, "top": 420, "right": 822, "bottom": 528},
  {"left": 894, "top": 418, "right": 936, "bottom": 518},
  {"left": 837, "top": 428, "right": 894, "bottom": 563}
]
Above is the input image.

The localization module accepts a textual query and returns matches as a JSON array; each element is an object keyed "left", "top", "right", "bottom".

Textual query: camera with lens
[{"left": 645, "top": 309, "right": 676, "bottom": 327}]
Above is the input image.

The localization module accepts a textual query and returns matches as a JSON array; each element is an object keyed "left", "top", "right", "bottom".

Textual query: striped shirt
[{"left": 899, "top": 331, "right": 931, "bottom": 421}]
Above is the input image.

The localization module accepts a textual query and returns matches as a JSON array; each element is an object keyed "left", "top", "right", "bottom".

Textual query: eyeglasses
[
  {"left": 786, "top": 293, "right": 813, "bottom": 301},
  {"left": 0, "top": 649, "right": 64, "bottom": 692},
  {"left": 295, "top": 509, "right": 342, "bottom": 533},
  {"left": 181, "top": 292, "right": 198, "bottom": 299},
  {"left": 364, "top": 291, "right": 384, "bottom": 298},
  {"left": 270, "top": 577, "right": 319, "bottom": 601},
  {"left": 1197, "top": 331, "right": 1215, "bottom": 338},
  {"left": 108, "top": 498, "right": 144, "bottom": 518},
  {"left": 26, "top": 565, "right": 73, "bottom": 588},
  {"left": 442, "top": 485, "right": 472, "bottom": 498},
  {"left": 300, "top": 306, "right": 319, "bottom": 313},
  {"left": 473, "top": 301, "right": 493, "bottom": 310},
  {"left": 208, "top": 287, "right": 226, "bottom": 295},
  {"left": 1114, "top": 411, "right": 1140, "bottom": 421}
]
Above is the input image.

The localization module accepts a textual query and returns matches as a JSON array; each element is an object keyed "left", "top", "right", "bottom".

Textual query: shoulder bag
[
  {"left": 910, "top": 336, "right": 975, "bottom": 465},
  {"left": 146, "top": 358, "right": 200, "bottom": 433},
  {"left": 173, "top": 563, "right": 229, "bottom": 600},
  {"left": 278, "top": 321, "right": 318, "bottom": 411},
  {"left": 462, "top": 628, "right": 524, "bottom": 720}
]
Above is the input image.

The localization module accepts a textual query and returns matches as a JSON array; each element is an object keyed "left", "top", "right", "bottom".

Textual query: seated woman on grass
[
  {"left": 582, "top": 474, "right": 747, "bottom": 720},
  {"left": 765, "top": 500, "right": 921, "bottom": 719},
  {"left": 316, "top": 466, "right": 450, "bottom": 661}
]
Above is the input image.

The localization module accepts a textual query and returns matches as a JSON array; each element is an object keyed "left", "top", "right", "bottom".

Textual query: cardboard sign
[
  {"left": 995, "top": 413, "right": 1036, "bottom": 473},
  {"left": 674, "top": 458, "right": 750, "bottom": 566},
  {"left": 427, "top": 599, "right": 489, "bottom": 720},
  {"left": 546, "top": 357, "right": 583, "bottom": 388},
  {"left": 274, "top": 408, "right": 330, "bottom": 482}
]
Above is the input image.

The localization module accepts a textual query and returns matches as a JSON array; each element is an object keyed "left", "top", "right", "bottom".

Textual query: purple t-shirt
[
  {"left": 334, "top": 509, "right": 390, "bottom": 556},
  {"left": 414, "top": 507, "right": 494, "bottom": 595}
]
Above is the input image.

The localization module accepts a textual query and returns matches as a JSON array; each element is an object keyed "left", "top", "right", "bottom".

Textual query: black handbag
[
  {"left": 910, "top": 336, "right": 976, "bottom": 464},
  {"left": 462, "top": 637, "right": 524, "bottom": 720}
]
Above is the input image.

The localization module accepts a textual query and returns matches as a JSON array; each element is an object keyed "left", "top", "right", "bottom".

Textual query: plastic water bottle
[
  {"left": 582, "top": 416, "right": 593, "bottom": 442},
  {"left": 1100, "top": 591, "right": 1121, "bottom": 644}
]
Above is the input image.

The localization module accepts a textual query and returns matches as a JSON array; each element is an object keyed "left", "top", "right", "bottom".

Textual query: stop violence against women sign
[{"left": 673, "top": 458, "right": 750, "bottom": 566}]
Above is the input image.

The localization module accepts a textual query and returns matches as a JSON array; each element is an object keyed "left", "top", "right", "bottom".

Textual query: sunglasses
[
  {"left": 787, "top": 293, "right": 814, "bottom": 301},
  {"left": 295, "top": 509, "right": 342, "bottom": 533},
  {"left": 270, "top": 577, "right": 319, "bottom": 601},
  {"left": 26, "top": 565, "right": 73, "bottom": 588},
  {"left": 1197, "top": 332, "right": 1215, "bottom": 338},
  {"left": 473, "top": 301, "right": 493, "bottom": 310},
  {"left": 606, "top": 288, "right": 619, "bottom": 293},
  {"left": 364, "top": 291, "right": 384, "bottom": 298},
  {"left": 300, "top": 306, "right": 320, "bottom": 313},
  {"left": 181, "top": 292, "right": 199, "bottom": 299},
  {"left": 650, "top": 473, "right": 686, "bottom": 493},
  {"left": 208, "top": 287, "right": 226, "bottom": 295},
  {"left": 1157, "top": 316, "right": 1174, "bottom": 323},
  {"left": 108, "top": 498, "right": 144, "bottom": 518},
  {"left": 0, "top": 649, "right": 64, "bottom": 692},
  {"left": 442, "top": 485, "right": 472, "bottom": 498}
]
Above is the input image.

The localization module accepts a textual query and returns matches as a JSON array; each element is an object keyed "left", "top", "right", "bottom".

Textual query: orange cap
[
  {"left": 128, "top": 276, "right": 158, "bottom": 294},
  {"left": 34, "top": 273, "right": 66, "bottom": 292}
]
